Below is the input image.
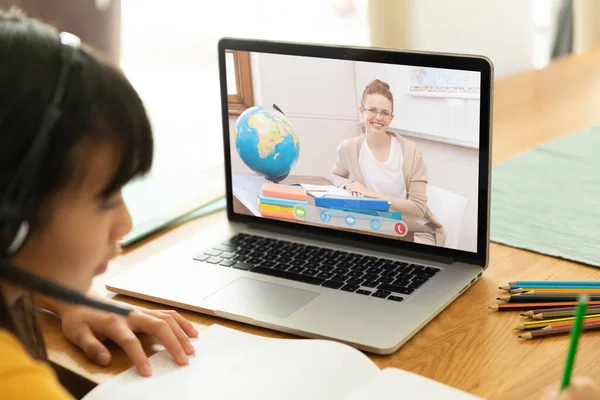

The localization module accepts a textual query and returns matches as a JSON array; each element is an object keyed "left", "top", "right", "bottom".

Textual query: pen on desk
[
  {"left": 497, "top": 294, "right": 600, "bottom": 304},
  {"left": 518, "top": 320, "right": 600, "bottom": 340},
  {"left": 561, "top": 295, "right": 588, "bottom": 391}
]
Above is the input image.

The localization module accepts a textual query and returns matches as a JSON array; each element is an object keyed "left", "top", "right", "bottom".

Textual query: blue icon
[
  {"left": 345, "top": 214, "right": 356, "bottom": 227},
  {"left": 370, "top": 219, "right": 381, "bottom": 230},
  {"left": 320, "top": 211, "right": 332, "bottom": 223}
]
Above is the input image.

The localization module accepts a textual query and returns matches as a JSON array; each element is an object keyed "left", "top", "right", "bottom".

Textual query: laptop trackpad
[{"left": 204, "top": 278, "right": 319, "bottom": 319}]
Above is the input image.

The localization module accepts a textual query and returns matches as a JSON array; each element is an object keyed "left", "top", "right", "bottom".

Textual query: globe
[{"left": 234, "top": 105, "right": 300, "bottom": 183}]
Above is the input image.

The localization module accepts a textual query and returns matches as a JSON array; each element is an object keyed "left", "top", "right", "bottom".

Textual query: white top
[{"left": 359, "top": 136, "right": 407, "bottom": 199}]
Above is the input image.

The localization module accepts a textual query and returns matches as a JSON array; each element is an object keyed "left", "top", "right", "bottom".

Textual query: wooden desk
[{"left": 40, "top": 48, "right": 600, "bottom": 400}]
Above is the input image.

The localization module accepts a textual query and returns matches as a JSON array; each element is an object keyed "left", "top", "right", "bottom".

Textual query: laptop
[{"left": 106, "top": 38, "right": 493, "bottom": 354}]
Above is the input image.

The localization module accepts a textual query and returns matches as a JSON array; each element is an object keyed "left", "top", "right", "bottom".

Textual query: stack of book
[{"left": 259, "top": 182, "right": 307, "bottom": 221}]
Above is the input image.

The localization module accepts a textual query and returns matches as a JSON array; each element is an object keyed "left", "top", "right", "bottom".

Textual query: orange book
[
  {"left": 260, "top": 209, "right": 297, "bottom": 221},
  {"left": 262, "top": 183, "right": 307, "bottom": 201}
]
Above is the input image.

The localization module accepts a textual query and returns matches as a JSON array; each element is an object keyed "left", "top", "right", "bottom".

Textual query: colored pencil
[
  {"left": 532, "top": 308, "right": 600, "bottom": 320},
  {"left": 501, "top": 285, "right": 600, "bottom": 291},
  {"left": 518, "top": 321, "right": 600, "bottom": 339},
  {"left": 521, "top": 304, "right": 600, "bottom": 316},
  {"left": 541, "top": 318, "right": 600, "bottom": 330},
  {"left": 513, "top": 314, "right": 600, "bottom": 331},
  {"left": 510, "top": 281, "right": 600, "bottom": 286},
  {"left": 511, "top": 288, "right": 600, "bottom": 294},
  {"left": 489, "top": 302, "right": 600, "bottom": 310},
  {"left": 504, "top": 284, "right": 600, "bottom": 290},
  {"left": 498, "top": 294, "right": 600, "bottom": 304},
  {"left": 561, "top": 295, "right": 588, "bottom": 390}
]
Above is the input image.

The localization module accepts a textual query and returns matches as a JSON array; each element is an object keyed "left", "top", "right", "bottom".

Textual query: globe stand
[{"left": 265, "top": 173, "right": 289, "bottom": 184}]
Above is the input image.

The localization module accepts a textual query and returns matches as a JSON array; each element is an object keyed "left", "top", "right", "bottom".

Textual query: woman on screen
[{"left": 330, "top": 79, "right": 444, "bottom": 246}]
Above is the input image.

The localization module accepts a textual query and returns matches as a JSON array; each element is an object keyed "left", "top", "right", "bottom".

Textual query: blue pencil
[
  {"left": 501, "top": 282, "right": 600, "bottom": 291},
  {"left": 498, "top": 282, "right": 600, "bottom": 291},
  {"left": 510, "top": 281, "right": 600, "bottom": 286}
]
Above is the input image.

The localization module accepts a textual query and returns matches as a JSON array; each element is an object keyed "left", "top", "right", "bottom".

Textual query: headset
[{"left": 0, "top": 32, "right": 130, "bottom": 316}]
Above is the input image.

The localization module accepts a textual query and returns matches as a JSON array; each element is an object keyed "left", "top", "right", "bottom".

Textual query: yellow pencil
[{"left": 513, "top": 314, "right": 600, "bottom": 331}]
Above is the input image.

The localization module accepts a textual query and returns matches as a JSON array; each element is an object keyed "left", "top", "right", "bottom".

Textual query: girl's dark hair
[{"left": 0, "top": 8, "right": 153, "bottom": 358}]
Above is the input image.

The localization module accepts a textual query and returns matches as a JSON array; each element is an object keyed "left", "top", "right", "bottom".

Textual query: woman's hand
[
  {"left": 344, "top": 181, "right": 376, "bottom": 197},
  {"left": 539, "top": 377, "right": 600, "bottom": 400},
  {"left": 54, "top": 294, "right": 198, "bottom": 377}
]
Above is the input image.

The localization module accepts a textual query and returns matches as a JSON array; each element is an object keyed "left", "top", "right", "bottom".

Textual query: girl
[
  {"left": 0, "top": 9, "right": 197, "bottom": 398},
  {"left": 330, "top": 79, "right": 445, "bottom": 246}
]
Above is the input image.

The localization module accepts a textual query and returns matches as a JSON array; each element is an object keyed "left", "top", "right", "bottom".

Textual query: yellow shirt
[{"left": 0, "top": 329, "right": 73, "bottom": 399}]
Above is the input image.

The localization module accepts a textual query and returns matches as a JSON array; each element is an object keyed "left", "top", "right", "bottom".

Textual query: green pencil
[{"left": 561, "top": 294, "right": 589, "bottom": 391}]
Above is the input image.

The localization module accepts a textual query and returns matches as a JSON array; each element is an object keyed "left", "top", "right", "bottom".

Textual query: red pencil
[
  {"left": 542, "top": 318, "right": 600, "bottom": 330},
  {"left": 519, "top": 322, "right": 600, "bottom": 339},
  {"left": 489, "top": 301, "right": 600, "bottom": 310},
  {"left": 520, "top": 304, "right": 600, "bottom": 317}
]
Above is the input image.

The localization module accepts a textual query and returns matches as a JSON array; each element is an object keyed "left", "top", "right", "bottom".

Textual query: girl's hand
[
  {"left": 540, "top": 377, "right": 600, "bottom": 400},
  {"left": 55, "top": 294, "right": 198, "bottom": 377}
]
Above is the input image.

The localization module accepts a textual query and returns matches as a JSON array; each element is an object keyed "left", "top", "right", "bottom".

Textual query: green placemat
[{"left": 491, "top": 125, "right": 600, "bottom": 267}]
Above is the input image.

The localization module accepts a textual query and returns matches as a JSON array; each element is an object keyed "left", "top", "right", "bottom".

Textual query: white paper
[
  {"left": 82, "top": 324, "right": 379, "bottom": 400},
  {"left": 345, "top": 368, "right": 483, "bottom": 400},
  {"left": 232, "top": 172, "right": 266, "bottom": 216},
  {"left": 300, "top": 184, "right": 350, "bottom": 198}
]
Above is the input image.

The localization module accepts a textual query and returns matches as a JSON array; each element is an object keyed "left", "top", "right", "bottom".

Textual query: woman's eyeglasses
[{"left": 364, "top": 107, "right": 392, "bottom": 120}]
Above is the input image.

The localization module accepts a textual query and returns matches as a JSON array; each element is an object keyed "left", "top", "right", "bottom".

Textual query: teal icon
[
  {"left": 370, "top": 219, "right": 381, "bottom": 230},
  {"left": 345, "top": 214, "right": 356, "bottom": 227},
  {"left": 320, "top": 210, "right": 332, "bottom": 222}
]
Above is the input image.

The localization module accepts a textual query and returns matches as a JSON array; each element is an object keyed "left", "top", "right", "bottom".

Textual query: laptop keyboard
[{"left": 193, "top": 233, "right": 440, "bottom": 302}]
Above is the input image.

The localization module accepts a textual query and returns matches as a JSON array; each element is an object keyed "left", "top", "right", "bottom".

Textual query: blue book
[
  {"left": 328, "top": 206, "right": 402, "bottom": 220},
  {"left": 314, "top": 195, "right": 389, "bottom": 211}
]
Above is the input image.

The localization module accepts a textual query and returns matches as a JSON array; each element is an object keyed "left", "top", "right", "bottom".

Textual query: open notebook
[{"left": 82, "top": 324, "right": 482, "bottom": 400}]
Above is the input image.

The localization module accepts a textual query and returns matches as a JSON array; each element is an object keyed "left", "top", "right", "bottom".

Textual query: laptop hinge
[{"left": 247, "top": 222, "right": 455, "bottom": 265}]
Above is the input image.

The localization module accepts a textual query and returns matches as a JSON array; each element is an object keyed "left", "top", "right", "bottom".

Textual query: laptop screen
[{"left": 226, "top": 49, "right": 482, "bottom": 254}]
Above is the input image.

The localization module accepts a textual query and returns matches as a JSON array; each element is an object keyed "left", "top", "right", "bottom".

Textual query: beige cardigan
[{"left": 329, "top": 132, "right": 446, "bottom": 246}]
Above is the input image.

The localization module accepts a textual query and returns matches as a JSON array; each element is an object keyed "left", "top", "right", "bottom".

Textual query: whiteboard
[
  {"left": 408, "top": 66, "right": 480, "bottom": 99},
  {"left": 354, "top": 61, "right": 481, "bottom": 149}
]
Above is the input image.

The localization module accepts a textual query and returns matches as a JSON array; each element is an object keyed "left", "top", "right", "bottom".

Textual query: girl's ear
[{"left": 358, "top": 104, "right": 364, "bottom": 117}]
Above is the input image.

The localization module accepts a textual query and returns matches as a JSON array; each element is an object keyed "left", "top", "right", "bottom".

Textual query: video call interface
[{"left": 229, "top": 50, "right": 481, "bottom": 253}]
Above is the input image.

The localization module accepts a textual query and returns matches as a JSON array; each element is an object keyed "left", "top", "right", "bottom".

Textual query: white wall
[
  {"left": 354, "top": 61, "right": 481, "bottom": 148},
  {"left": 230, "top": 53, "right": 360, "bottom": 177},
  {"left": 229, "top": 53, "right": 479, "bottom": 251},
  {"left": 407, "top": 0, "right": 535, "bottom": 79}
]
